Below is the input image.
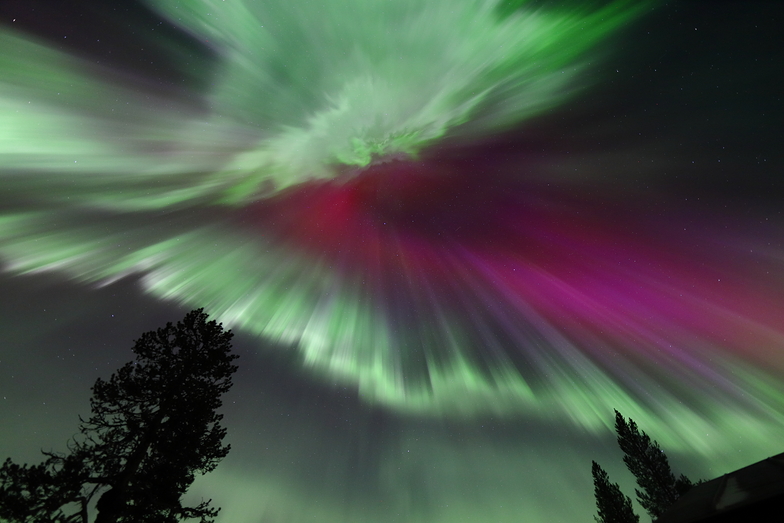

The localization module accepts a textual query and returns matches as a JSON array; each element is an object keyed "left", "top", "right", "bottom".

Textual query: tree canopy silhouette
[
  {"left": 613, "top": 410, "right": 693, "bottom": 520},
  {"left": 592, "top": 461, "right": 639, "bottom": 523},
  {"left": 0, "top": 309, "right": 238, "bottom": 523}
]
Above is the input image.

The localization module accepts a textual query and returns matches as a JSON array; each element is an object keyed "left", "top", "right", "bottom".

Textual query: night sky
[{"left": 1, "top": 1, "right": 783, "bottom": 522}]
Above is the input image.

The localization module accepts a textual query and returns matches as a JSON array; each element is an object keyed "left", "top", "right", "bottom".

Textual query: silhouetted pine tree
[
  {"left": 592, "top": 461, "right": 640, "bottom": 523},
  {"left": 614, "top": 410, "right": 689, "bottom": 520},
  {"left": 0, "top": 309, "right": 238, "bottom": 523}
]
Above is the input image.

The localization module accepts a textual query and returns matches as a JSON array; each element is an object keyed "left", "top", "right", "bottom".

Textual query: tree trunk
[{"left": 94, "top": 408, "right": 168, "bottom": 523}]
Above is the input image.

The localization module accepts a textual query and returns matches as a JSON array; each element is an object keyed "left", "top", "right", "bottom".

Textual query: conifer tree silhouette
[
  {"left": 592, "top": 461, "right": 639, "bottom": 523},
  {"left": 614, "top": 410, "right": 693, "bottom": 519},
  {"left": 0, "top": 309, "right": 238, "bottom": 523}
]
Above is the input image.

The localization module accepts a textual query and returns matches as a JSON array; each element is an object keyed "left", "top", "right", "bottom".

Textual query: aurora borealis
[{"left": 1, "top": 1, "right": 783, "bottom": 522}]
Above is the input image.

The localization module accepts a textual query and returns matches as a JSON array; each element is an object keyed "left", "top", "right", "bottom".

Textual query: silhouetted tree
[
  {"left": 614, "top": 410, "right": 690, "bottom": 520},
  {"left": 592, "top": 461, "right": 639, "bottom": 523},
  {"left": 0, "top": 309, "right": 238, "bottom": 523}
]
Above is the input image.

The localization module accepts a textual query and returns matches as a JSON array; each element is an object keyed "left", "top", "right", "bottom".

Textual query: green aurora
[{"left": 1, "top": 1, "right": 784, "bottom": 522}]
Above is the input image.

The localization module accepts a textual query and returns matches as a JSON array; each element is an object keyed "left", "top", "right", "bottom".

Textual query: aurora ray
[{"left": 2, "top": 0, "right": 784, "bottom": 462}]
